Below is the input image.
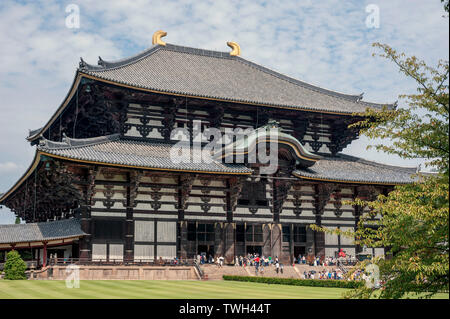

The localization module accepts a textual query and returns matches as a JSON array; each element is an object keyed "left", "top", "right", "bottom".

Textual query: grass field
[{"left": 0, "top": 280, "right": 448, "bottom": 299}]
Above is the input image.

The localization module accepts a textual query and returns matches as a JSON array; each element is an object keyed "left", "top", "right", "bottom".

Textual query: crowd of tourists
[
  {"left": 195, "top": 250, "right": 365, "bottom": 281},
  {"left": 293, "top": 254, "right": 357, "bottom": 267}
]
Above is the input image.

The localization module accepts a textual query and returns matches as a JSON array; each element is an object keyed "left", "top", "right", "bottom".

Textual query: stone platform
[{"left": 31, "top": 265, "right": 200, "bottom": 280}]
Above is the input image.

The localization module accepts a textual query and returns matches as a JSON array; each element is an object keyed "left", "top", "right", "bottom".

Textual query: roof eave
[
  {"left": 292, "top": 171, "right": 414, "bottom": 186},
  {"left": 26, "top": 71, "right": 84, "bottom": 143},
  {"left": 0, "top": 151, "right": 42, "bottom": 204}
]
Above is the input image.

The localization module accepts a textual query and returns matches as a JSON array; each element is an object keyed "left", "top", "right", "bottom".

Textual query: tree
[
  {"left": 312, "top": 43, "right": 449, "bottom": 298},
  {"left": 442, "top": 0, "right": 449, "bottom": 14},
  {"left": 14, "top": 216, "right": 20, "bottom": 224},
  {"left": 3, "top": 250, "right": 27, "bottom": 280}
]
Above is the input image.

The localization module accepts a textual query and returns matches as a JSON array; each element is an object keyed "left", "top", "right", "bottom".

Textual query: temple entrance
[
  {"left": 246, "top": 245, "right": 262, "bottom": 256},
  {"left": 198, "top": 244, "right": 214, "bottom": 258},
  {"left": 294, "top": 246, "right": 306, "bottom": 257},
  {"left": 47, "top": 249, "right": 65, "bottom": 259}
]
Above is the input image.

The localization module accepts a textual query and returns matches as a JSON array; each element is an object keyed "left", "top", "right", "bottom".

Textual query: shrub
[
  {"left": 223, "top": 275, "right": 364, "bottom": 289},
  {"left": 3, "top": 251, "right": 27, "bottom": 280}
]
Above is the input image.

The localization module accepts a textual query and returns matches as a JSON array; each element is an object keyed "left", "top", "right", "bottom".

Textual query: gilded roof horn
[
  {"left": 152, "top": 30, "right": 167, "bottom": 46},
  {"left": 227, "top": 41, "right": 241, "bottom": 56}
]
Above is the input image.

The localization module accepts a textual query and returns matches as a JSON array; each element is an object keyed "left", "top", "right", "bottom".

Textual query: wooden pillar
[
  {"left": 313, "top": 184, "right": 335, "bottom": 259},
  {"left": 43, "top": 242, "right": 48, "bottom": 267},
  {"left": 125, "top": 174, "right": 134, "bottom": 263},
  {"left": 262, "top": 224, "right": 272, "bottom": 257},
  {"left": 272, "top": 179, "right": 279, "bottom": 223},
  {"left": 271, "top": 223, "right": 282, "bottom": 260},
  {"left": 226, "top": 179, "right": 232, "bottom": 223},
  {"left": 79, "top": 205, "right": 92, "bottom": 261},
  {"left": 354, "top": 205, "right": 362, "bottom": 254},
  {"left": 223, "top": 223, "right": 235, "bottom": 264},
  {"left": 214, "top": 223, "right": 224, "bottom": 258},
  {"left": 124, "top": 206, "right": 134, "bottom": 263},
  {"left": 125, "top": 170, "right": 142, "bottom": 263},
  {"left": 179, "top": 221, "right": 188, "bottom": 259},
  {"left": 314, "top": 214, "right": 325, "bottom": 258}
]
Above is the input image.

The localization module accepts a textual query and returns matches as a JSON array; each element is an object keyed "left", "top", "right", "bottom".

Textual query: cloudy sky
[{"left": 0, "top": 0, "right": 448, "bottom": 224}]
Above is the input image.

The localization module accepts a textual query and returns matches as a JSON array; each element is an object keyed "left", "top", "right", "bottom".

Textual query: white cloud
[{"left": 0, "top": 162, "right": 21, "bottom": 173}]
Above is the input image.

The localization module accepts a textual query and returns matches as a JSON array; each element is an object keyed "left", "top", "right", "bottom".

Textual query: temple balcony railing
[{"left": 46, "top": 257, "right": 197, "bottom": 267}]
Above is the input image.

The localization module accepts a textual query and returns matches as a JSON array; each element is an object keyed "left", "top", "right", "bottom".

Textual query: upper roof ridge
[{"left": 80, "top": 42, "right": 374, "bottom": 104}]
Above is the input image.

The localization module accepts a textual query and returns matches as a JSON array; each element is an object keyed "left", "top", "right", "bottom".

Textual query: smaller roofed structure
[{"left": 0, "top": 219, "right": 85, "bottom": 246}]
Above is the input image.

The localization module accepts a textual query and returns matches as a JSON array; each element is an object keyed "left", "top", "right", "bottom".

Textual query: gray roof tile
[
  {"left": 0, "top": 219, "right": 85, "bottom": 244},
  {"left": 80, "top": 43, "right": 395, "bottom": 114},
  {"left": 38, "top": 134, "right": 252, "bottom": 174},
  {"left": 294, "top": 154, "right": 418, "bottom": 184}
]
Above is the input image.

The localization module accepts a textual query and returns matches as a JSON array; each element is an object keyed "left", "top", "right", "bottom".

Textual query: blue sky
[{"left": 0, "top": 0, "right": 448, "bottom": 224}]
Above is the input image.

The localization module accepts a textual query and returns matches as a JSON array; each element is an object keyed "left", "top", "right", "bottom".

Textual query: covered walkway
[{"left": 0, "top": 218, "right": 85, "bottom": 267}]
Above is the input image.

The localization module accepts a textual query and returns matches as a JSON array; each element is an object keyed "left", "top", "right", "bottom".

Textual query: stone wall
[{"left": 32, "top": 265, "right": 200, "bottom": 280}]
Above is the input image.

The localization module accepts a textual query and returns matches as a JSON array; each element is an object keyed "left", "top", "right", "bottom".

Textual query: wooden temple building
[{"left": 0, "top": 31, "right": 416, "bottom": 266}]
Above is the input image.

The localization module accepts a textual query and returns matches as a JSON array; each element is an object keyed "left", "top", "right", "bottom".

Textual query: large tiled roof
[
  {"left": 79, "top": 43, "right": 396, "bottom": 114},
  {"left": 293, "top": 154, "right": 418, "bottom": 185},
  {"left": 38, "top": 134, "right": 252, "bottom": 174},
  {"left": 0, "top": 219, "right": 85, "bottom": 244}
]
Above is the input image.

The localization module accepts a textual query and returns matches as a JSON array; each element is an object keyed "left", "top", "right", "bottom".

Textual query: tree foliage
[
  {"left": 442, "top": 0, "right": 449, "bottom": 14},
  {"left": 3, "top": 250, "right": 27, "bottom": 280},
  {"left": 312, "top": 43, "right": 449, "bottom": 298},
  {"left": 352, "top": 44, "right": 449, "bottom": 176}
]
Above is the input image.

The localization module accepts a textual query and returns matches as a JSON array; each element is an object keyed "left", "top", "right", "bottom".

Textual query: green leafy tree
[
  {"left": 14, "top": 216, "right": 20, "bottom": 224},
  {"left": 442, "top": 0, "right": 449, "bottom": 14},
  {"left": 312, "top": 43, "right": 449, "bottom": 298},
  {"left": 3, "top": 250, "right": 27, "bottom": 280}
]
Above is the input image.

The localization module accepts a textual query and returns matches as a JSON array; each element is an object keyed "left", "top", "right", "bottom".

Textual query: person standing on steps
[{"left": 275, "top": 257, "right": 280, "bottom": 274}]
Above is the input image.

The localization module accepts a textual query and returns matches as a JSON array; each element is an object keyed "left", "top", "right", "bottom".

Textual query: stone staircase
[
  {"left": 200, "top": 264, "right": 311, "bottom": 280},
  {"left": 200, "top": 263, "right": 353, "bottom": 280},
  {"left": 201, "top": 265, "right": 250, "bottom": 280}
]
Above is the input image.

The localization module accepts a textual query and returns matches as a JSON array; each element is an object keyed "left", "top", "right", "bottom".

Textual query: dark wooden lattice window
[
  {"left": 245, "top": 224, "right": 263, "bottom": 242},
  {"left": 238, "top": 181, "right": 268, "bottom": 207},
  {"left": 236, "top": 224, "right": 245, "bottom": 242},
  {"left": 93, "top": 220, "right": 124, "bottom": 240},
  {"left": 293, "top": 226, "right": 307, "bottom": 243},
  {"left": 197, "top": 223, "right": 214, "bottom": 242},
  {"left": 282, "top": 225, "right": 291, "bottom": 242},
  {"left": 187, "top": 222, "right": 196, "bottom": 241}
]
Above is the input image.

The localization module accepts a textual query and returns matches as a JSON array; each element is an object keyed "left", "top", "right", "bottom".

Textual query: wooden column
[
  {"left": 353, "top": 204, "right": 363, "bottom": 254},
  {"left": 79, "top": 205, "right": 92, "bottom": 261},
  {"left": 79, "top": 167, "right": 97, "bottom": 261},
  {"left": 271, "top": 224, "right": 282, "bottom": 260},
  {"left": 227, "top": 176, "right": 244, "bottom": 223},
  {"left": 223, "top": 222, "right": 235, "bottom": 264},
  {"left": 179, "top": 221, "right": 188, "bottom": 259},
  {"left": 124, "top": 171, "right": 142, "bottom": 263},
  {"left": 124, "top": 206, "right": 134, "bottom": 263},
  {"left": 262, "top": 224, "right": 272, "bottom": 257},
  {"left": 43, "top": 242, "right": 48, "bottom": 268},
  {"left": 313, "top": 184, "right": 336, "bottom": 259},
  {"left": 176, "top": 174, "right": 196, "bottom": 219},
  {"left": 214, "top": 223, "right": 224, "bottom": 258},
  {"left": 314, "top": 214, "right": 325, "bottom": 258}
]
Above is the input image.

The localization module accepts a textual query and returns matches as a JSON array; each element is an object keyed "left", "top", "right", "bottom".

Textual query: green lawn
[{"left": 0, "top": 280, "right": 448, "bottom": 299}]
